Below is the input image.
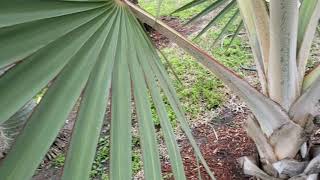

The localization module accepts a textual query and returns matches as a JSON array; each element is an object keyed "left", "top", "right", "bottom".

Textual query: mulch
[
  {"left": 162, "top": 111, "right": 257, "bottom": 180},
  {"left": 147, "top": 16, "right": 200, "bottom": 48}
]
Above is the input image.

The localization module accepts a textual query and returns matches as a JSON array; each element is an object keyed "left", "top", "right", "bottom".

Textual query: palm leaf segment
[
  {"left": 0, "top": 0, "right": 214, "bottom": 179},
  {"left": 172, "top": 0, "right": 243, "bottom": 44}
]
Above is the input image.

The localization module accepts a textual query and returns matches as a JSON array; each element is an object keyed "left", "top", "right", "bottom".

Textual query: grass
[
  {"left": 90, "top": 136, "right": 142, "bottom": 179},
  {"left": 51, "top": 136, "right": 142, "bottom": 179},
  {"left": 139, "top": 0, "right": 252, "bottom": 120},
  {"left": 139, "top": 0, "right": 214, "bottom": 21},
  {"left": 160, "top": 48, "right": 225, "bottom": 118},
  {"left": 158, "top": 11, "right": 252, "bottom": 119},
  {"left": 52, "top": 154, "right": 65, "bottom": 167},
  {"left": 90, "top": 136, "right": 110, "bottom": 178}
]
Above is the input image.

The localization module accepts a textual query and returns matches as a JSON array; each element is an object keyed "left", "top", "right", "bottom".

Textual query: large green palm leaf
[{"left": 0, "top": 0, "right": 214, "bottom": 179}]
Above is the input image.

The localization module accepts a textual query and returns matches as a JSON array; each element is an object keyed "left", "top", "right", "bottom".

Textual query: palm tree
[
  {"left": 127, "top": 0, "right": 320, "bottom": 179},
  {"left": 0, "top": 0, "right": 319, "bottom": 179}
]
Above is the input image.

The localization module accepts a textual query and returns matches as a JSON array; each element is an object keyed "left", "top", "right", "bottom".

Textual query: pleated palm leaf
[
  {"left": 0, "top": 0, "right": 215, "bottom": 179},
  {"left": 128, "top": 0, "right": 320, "bottom": 179}
]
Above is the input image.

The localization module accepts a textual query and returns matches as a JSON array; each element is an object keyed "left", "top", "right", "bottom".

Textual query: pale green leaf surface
[
  {"left": 128, "top": 11, "right": 187, "bottom": 180},
  {"left": 137, "top": 44, "right": 187, "bottom": 180},
  {"left": 129, "top": 46, "right": 163, "bottom": 180},
  {"left": 109, "top": 8, "right": 132, "bottom": 180},
  {"left": 0, "top": 0, "right": 106, "bottom": 28},
  {"left": 0, "top": 1, "right": 217, "bottom": 179},
  {"left": 0, "top": 11, "right": 109, "bottom": 179},
  {"left": 126, "top": 10, "right": 162, "bottom": 179},
  {"left": 0, "top": 7, "right": 108, "bottom": 68},
  {"left": 61, "top": 8, "right": 119, "bottom": 180},
  {"left": 0, "top": 11, "right": 109, "bottom": 124}
]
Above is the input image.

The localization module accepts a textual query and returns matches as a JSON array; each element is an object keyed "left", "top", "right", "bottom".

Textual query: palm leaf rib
[
  {"left": 2, "top": 0, "right": 319, "bottom": 179},
  {"left": 127, "top": 1, "right": 285, "bottom": 134},
  {"left": 61, "top": 7, "right": 119, "bottom": 180},
  {"left": 127, "top": 10, "right": 188, "bottom": 180},
  {"left": 140, "top": 59, "right": 187, "bottom": 180},
  {"left": 128, "top": 42, "right": 163, "bottom": 180},
  {"left": 109, "top": 8, "right": 133, "bottom": 180},
  {"left": 125, "top": 9, "right": 165, "bottom": 180}
]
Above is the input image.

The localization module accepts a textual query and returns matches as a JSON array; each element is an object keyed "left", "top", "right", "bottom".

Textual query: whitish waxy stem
[{"left": 268, "top": 0, "right": 300, "bottom": 110}]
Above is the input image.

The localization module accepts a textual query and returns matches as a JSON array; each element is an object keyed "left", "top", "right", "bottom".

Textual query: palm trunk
[
  {"left": 238, "top": 1, "right": 320, "bottom": 179},
  {"left": 0, "top": 68, "right": 37, "bottom": 159},
  {"left": 0, "top": 100, "right": 36, "bottom": 159}
]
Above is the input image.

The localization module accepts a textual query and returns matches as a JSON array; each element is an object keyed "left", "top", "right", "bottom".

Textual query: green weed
[
  {"left": 139, "top": 0, "right": 213, "bottom": 21},
  {"left": 52, "top": 154, "right": 65, "bottom": 167}
]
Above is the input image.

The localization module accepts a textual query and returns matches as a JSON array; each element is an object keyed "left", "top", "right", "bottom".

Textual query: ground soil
[{"left": 162, "top": 111, "right": 257, "bottom": 180}]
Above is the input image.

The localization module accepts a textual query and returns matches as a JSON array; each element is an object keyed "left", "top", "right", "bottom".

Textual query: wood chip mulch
[
  {"left": 162, "top": 113, "right": 257, "bottom": 180},
  {"left": 147, "top": 16, "right": 199, "bottom": 48}
]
